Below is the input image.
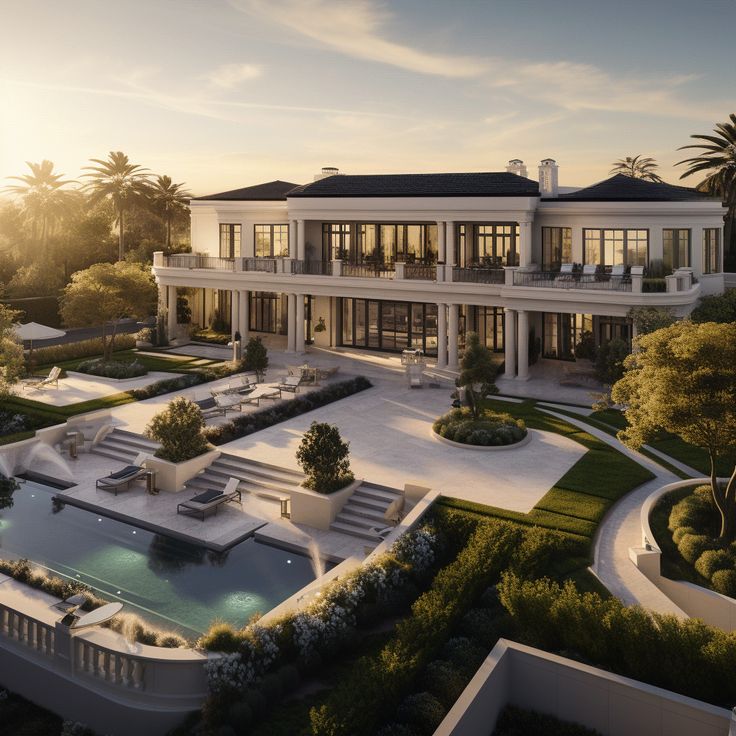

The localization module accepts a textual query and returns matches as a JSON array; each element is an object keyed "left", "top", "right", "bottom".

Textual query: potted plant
[{"left": 296, "top": 422, "right": 354, "bottom": 494}]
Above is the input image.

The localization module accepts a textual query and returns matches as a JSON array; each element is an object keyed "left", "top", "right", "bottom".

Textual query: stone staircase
[
  {"left": 90, "top": 428, "right": 159, "bottom": 463},
  {"left": 330, "top": 483, "right": 405, "bottom": 541}
]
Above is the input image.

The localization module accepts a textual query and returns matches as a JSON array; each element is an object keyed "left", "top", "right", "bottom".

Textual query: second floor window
[
  {"left": 703, "top": 228, "right": 721, "bottom": 274},
  {"left": 323, "top": 223, "right": 351, "bottom": 260},
  {"left": 542, "top": 227, "right": 572, "bottom": 270},
  {"left": 255, "top": 224, "right": 289, "bottom": 257},
  {"left": 219, "top": 224, "right": 241, "bottom": 258},
  {"left": 583, "top": 229, "right": 648, "bottom": 267},
  {"left": 662, "top": 229, "right": 690, "bottom": 272},
  {"left": 474, "top": 224, "right": 518, "bottom": 266}
]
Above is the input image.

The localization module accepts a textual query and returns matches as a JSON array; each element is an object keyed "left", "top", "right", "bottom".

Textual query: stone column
[
  {"left": 230, "top": 290, "right": 239, "bottom": 341},
  {"left": 166, "top": 285, "right": 177, "bottom": 340},
  {"left": 239, "top": 290, "right": 249, "bottom": 342},
  {"left": 437, "top": 222, "right": 446, "bottom": 263},
  {"left": 289, "top": 220, "right": 297, "bottom": 259},
  {"left": 297, "top": 220, "right": 306, "bottom": 261},
  {"left": 504, "top": 308, "right": 516, "bottom": 378},
  {"left": 295, "top": 294, "right": 305, "bottom": 354},
  {"left": 448, "top": 303, "right": 459, "bottom": 370},
  {"left": 446, "top": 222, "right": 456, "bottom": 265},
  {"left": 436, "top": 304, "right": 447, "bottom": 369},
  {"left": 516, "top": 310, "right": 529, "bottom": 381},
  {"left": 286, "top": 294, "right": 296, "bottom": 353},
  {"left": 518, "top": 221, "right": 532, "bottom": 267}
]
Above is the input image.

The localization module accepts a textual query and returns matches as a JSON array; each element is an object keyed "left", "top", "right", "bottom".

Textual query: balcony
[
  {"left": 513, "top": 270, "right": 633, "bottom": 292},
  {"left": 452, "top": 267, "right": 505, "bottom": 285}
]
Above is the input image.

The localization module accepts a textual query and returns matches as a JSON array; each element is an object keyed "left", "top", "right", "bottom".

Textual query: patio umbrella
[{"left": 13, "top": 322, "right": 66, "bottom": 361}]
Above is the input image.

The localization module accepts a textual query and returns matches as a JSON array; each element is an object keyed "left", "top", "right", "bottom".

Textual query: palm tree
[
  {"left": 83, "top": 151, "right": 151, "bottom": 261},
  {"left": 677, "top": 114, "right": 736, "bottom": 264},
  {"left": 5, "top": 160, "right": 76, "bottom": 251},
  {"left": 609, "top": 155, "right": 664, "bottom": 182},
  {"left": 148, "top": 175, "right": 191, "bottom": 251}
]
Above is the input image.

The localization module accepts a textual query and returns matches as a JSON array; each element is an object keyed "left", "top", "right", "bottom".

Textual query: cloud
[
  {"left": 234, "top": 0, "right": 488, "bottom": 78},
  {"left": 202, "top": 62, "right": 263, "bottom": 88}
]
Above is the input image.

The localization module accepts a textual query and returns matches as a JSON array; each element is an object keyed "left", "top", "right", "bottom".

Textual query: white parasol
[{"left": 13, "top": 322, "right": 66, "bottom": 359}]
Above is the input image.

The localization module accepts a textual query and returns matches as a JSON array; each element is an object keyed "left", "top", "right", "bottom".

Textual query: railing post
[
  {"left": 332, "top": 258, "right": 342, "bottom": 277},
  {"left": 630, "top": 266, "right": 644, "bottom": 293},
  {"left": 280, "top": 258, "right": 294, "bottom": 274},
  {"left": 504, "top": 266, "right": 518, "bottom": 286},
  {"left": 395, "top": 262, "right": 406, "bottom": 279},
  {"left": 675, "top": 267, "right": 693, "bottom": 291},
  {"left": 665, "top": 274, "right": 678, "bottom": 293},
  {"left": 152, "top": 251, "right": 164, "bottom": 267}
]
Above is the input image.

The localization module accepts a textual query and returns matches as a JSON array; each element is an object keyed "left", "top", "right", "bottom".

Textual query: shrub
[
  {"left": 76, "top": 358, "right": 148, "bottom": 379},
  {"left": 375, "top": 725, "right": 419, "bottom": 736},
  {"left": 459, "top": 607, "right": 505, "bottom": 648},
  {"left": 694, "top": 549, "right": 734, "bottom": 580},
  {"left": 128, "top": 373, "right": 204, "bottom": 400},
  {"left": 668, "top": 491, "right": 713, "bottom": 533},
  {"left": 712, "top": 569, "right": 736, "bottom": 597},
  {"left": 198, "top": 622, "right": 242, "bottom": 653},
  {"left": 594, "top": 337, "right": 629, "bottom": 385},
  {"left": 441, "top": 636, "right": 485, "bottom": 677},
  {"left": 421, "top": 660, "right": 467, "bottom": 708},
  {"left": 296, "top": 421, "right": 354, "bottom": 494},
  {"left": 677, "top": 533, "right": 719, "bottom": 564},
  {"left": 493, "top": 705, "right": 602, "bottom": 735},
  {"left": 243, "top": 336, "right": 268, "bottom": 376},
  {"left": 226, "top": 700, "right": 252, "bottom": 732},
  {"left": 396, "top": 692, "right": 446, "bottom": 734},
  {"left": 672, "top": 526, "right": 697, "bottom": 545},
  {"left": 432, "top": 408, "right": 526, "bottom": 447},
  {"left": 31, "top": 335, "right": 136, "bottom": 365},
  {"left": 145, "top": 397, "right": 211, "bottom": 463}
]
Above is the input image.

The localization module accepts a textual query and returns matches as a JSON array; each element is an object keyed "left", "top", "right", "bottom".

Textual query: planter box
[
  {"left": 289, "top": 477, "right": 363, "bottom": 530},
  {"left": 145, "top": 450, "right": 221, "bottom": 493},
  {"left": 432, "top": 429, "right": 532, "bottom": 451}
]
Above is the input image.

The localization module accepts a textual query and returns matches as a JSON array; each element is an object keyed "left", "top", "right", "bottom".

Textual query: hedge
[{"left": 30, "top": 336, "right": 136, "bottom": 366}]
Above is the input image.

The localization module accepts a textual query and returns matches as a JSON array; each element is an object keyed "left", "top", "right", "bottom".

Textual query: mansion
[{"left": 152, "top": 159, "right": 726, "bottom": 378}]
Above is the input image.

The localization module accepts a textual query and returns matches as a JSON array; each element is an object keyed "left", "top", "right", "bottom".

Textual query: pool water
[{"left": 0, "top": 481, "right": 320, "bottom": 637}]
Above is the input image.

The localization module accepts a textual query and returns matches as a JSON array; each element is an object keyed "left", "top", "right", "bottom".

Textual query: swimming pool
[{"left": 0, "top": 481, "right": 320, "bottom": 637}]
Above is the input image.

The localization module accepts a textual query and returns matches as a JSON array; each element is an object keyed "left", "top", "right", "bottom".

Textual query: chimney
[
  {"left": 314, "top": 166, "right": 340, "bottom": 182},
  {"left": 538, "top": 158, "right": 559, "bottom": 197},
  {"left": 506, "top": 159, "right": 527, "bottom": 178}
]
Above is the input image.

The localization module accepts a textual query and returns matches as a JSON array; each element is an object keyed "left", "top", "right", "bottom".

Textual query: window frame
[
  {"left": 662, "top": 228, "right": 691, "bottom": 272},
  {"left": 253, "top": 224, "right": 289, "bottom": 258},
  {"left": 219, "top": 223, "right": 241, "bottom": 258},
  {"left": 582, "top": 228, "right": 649, "bottom": 267},
  {"left": 542, "top": 226, "right": 572, "bottom": 270},
  {"left": 703, "top": 228, "right": 721, "bottom": 274}
]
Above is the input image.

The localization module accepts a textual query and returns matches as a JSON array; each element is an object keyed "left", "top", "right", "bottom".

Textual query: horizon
[{"left": 2, "top": 0, "right": 734, "bottom": 195}]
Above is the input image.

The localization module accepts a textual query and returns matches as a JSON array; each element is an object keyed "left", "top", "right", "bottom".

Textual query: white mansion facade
[{"left": 152, "top": 160, "right": 726, "bottom": 379}]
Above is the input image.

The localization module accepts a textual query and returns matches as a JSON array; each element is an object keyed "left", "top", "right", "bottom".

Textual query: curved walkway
[{"left": 538, "top": 408, "right": 688, "bottom": 615}]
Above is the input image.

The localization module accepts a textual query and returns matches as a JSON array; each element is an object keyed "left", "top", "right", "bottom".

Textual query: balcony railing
[
  {"left": 404, "top": 264, "right": 437, "bottom": 280},
  {"left": 292, "top": 260, "right": 333, "bottom": 276},
  {"left": 452, "top": 267, "right": 505, "bottom": 284},
  {"left": 162, "top": 254, "right": 235, "bottom": 271},
  {"left": 238, "top": 257, "right": 278, "bottom": 273},
  {"left": 513, "top": 271, "right": 632, "bottom": 292},
  {"left": 341, "top": 263, "right": 395, "bottom": 279}
]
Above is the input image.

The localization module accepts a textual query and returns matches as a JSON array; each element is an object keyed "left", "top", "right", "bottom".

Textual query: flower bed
[
  {"left": 75, "top": 358, "right": 148, "bottom": 379},
  {"left": 204, "top": 376, "right": 373, "bottom": 445},
  {"left": 432, "top": 408, "right": 527, "bottom": 448}
]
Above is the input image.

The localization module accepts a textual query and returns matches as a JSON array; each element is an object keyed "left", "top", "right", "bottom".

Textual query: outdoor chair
[
  {"left": 556, "top": 263, "right": 575, "bottom": 283},
  {"left": 206, "top": 391, "right": 244, "bottom": 416},
  {"left": 610, "top": 264, "right": 625, "bottom": 277},
  {"left": 317, "top": 366, "right": 339, "bottom": 381},
  {"left": 277, "top": 375, "right": 302, "bottom": 397},
  {"left": 22, "top": 365, "right": 62, "bottom": 391},
  {"left": 96, "top": 452, "right": 149, "bottom": 495},
  {"left": 582, "top": 264, "right": 597, "bottom": 277},
  {"left": 240, "top": 385, "right": 280, "bottom": 407},
  {"left": 176, "top": 477, "right": 242, "bottom": 521}
]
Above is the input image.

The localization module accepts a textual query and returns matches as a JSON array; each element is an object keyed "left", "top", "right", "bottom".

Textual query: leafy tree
[
  {"left": 0, "top": 304, "right": 24, "bottom": 398},
  {"left": 0, "top": 476, "right": 19, "bottom": 511},
  {"left": 60, "top": 262, "right": 157, "bottom": 360},
  {"left": 609, "top": 155, "right": 663, "bottom": 182},
  {"left": 677, "top": 114, "right": 736, "bottom": 269},
  {"left": 690, "top": 290, "right": 736, "bottom": 324},
  {"left": 145, "top": 397, "right": 211, "bottom": 463},
  {"left": 148, "top": 175, "right": 191, "bottom": 250},
  {"left": 611, "top": 322, "right": 736, "bottom": 539},
  {"left": 457, "top": 332, "right": 499, "bottom": 419},
  {"left": 296, "top": 421, "right": 354, "bottom": 494},
  {"left": 6, "top": 263, "right": 64, "bottom": 298},
  {"left": 243, "top": 336, "right": 268, "bottom": 378},
  {"left": 594, "top": 337, "right": 629, "bottom": 385},
  {"left": 627, "top": 306, "right": 676, "bottom": 336},
  {"left": 83, "top": 151, "right": 151, "bottom": 261}
]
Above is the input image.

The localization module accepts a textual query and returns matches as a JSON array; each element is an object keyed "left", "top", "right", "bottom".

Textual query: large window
[
  {"left": 323, "top": 223, "right": 351, "bottom": 260},
  {"left": 542, "top": 313, "right": 592, "bottom": 360},
  {"left": 473, "top": 224, "right": 519, "bottom": 266},
  {"left": 662, "top": 229, "right": 690, "bottom": 272},
  {"left": 219, "top": 224, "right": 241, "bottom": 258},
  {"left": 703, "top": 228, "right": 721, "bottom": 274},
  {"left": 254, "top": 224, "right": 289, "bottom": 257},
  {"left": 583, "top": 229, "right": 648, "bottom": 267},
  {"left": 472, "top": 306, "right": 504, "bottom": 352},
  {"left": 542, "top": 227, "right": 572, "bottom": 270}
]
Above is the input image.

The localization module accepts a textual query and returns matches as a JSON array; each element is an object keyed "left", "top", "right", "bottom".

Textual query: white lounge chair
[
  {"left": 208, "top": 392, "right": 243, "bottom": 416},
  {"left": 96, "top": 452, "right": 149, "bottom": 495},
  {"left": 582, "top": 264, "right": 597, "bottom": 276},
  {"left": 278, "top": 375, "right": 302, "bottom": 397},
  {"left": 611, "top": 264, "right": 625, "bottom": 277},
  {"left": 23, "top": 365, "right": 62, "bottom": 391}
]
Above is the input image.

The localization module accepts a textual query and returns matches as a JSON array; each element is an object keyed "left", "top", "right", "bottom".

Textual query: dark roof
[
  {"left": 288, "top": 172, "right": 539, "bottom": 198},
  {"left": 193, "top": 180, "right": 301, "bottom": 201},
  {"left": 556, "top": 174, "right": 714, "bottom": 202}
]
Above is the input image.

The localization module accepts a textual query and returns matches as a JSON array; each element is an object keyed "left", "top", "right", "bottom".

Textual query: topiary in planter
[
  {"left": 296, "top": 421, "right": 354, "bottom": 494},
  {"left": 433, "top": 408, "right": 526, "bottom": 447},
  {"left": 145, "top": 397, "right": 211, "bottom": 463},
  {"left": 677, "top": 533, "right": 719, "bottom": 565}
]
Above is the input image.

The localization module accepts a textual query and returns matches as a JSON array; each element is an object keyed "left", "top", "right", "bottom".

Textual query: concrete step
[
  {"left": 329, "top": 521, "right": 380, "bottom": 541},
  {"left": 349, "top": 495, "right": 393, "bottom": 513},
  {"left": 205, "top": 466, "right": 301, "bottom": 494},
  {"left": 353, "top": 486, "right": 402, "bottom": 504},
  {"left": 334, "top": 511, "right": 383, "bottom": 530},
  {"left": 338, "top": 503, "right": 387, "bottom": 523},
  {"left": 209, "top": 459, "right": 303, "bottom": 488},
  {"left": 185, "top": 475, "right": 291, "bottom": 502},
  {"left": 103, "top": 431, "right": 158, "bottom": 451},
  {"left": 218, "top": 453, "right": 304, "bottom": 481},
  {"left": 90, "top": 446, "right": 136, "bottom": 463},
  {"left": 94, "top": 439, "right": 153, "bottom": 457}
]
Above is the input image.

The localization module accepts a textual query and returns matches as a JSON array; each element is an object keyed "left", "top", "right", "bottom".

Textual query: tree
[
  {"left": 296, "top": 421, "right": 354, "bottom": 494},
  {"left": 690, "top": 290, "right": 736, "bottom": 324},
  {"left": 148, "top": 175, "right": 191, "bottom": 251},
  {"left": 6, "top": 263, "right": 64, "bottom": 298},
  {"left": 457, "top": 332, "right": 499, "bottom": 419},
  {"left": 627, "top": 306, "right": 676, "bottom": 336},
  {"left": 0, "top": 304, "right": 24, "bottom": 397},
  {"left": 611, "top": 322, "right": 736, "bottom": 540},
  {"left": 83, "top": 151, "right": 151, "bottom": 261},
  {"left": 0, "top": 476, "right": 19, "bottom": 511},
  {"left": 60, "top": 262, "right": 157, "bottom": 360},
  {"left": 677, "top": 114, "right": 736, "bottom": 269},
  {"left": 243, "top": 336, "right": 268, "bottom": 378},
  {"left": 145, "top": 397, "right": 210, "bottom": 463},
  {"left": 609, "top": 155, "right": 663, "bottom": 182},
  {"left": 594, "top": 337, "right": 629, "bottom": 385}
]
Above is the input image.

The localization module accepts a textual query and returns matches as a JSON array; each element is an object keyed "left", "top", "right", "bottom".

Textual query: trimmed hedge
[
  {"left": 31, "top": 335, "right": 135, "bottom": 366},
  {"left": 433, "top": 407, "right": 527, "bottom": 447},
  {"left": 76, "top": 358, "right": 148, "bottom": 379},
  {"left": 204, "top": 376, "right": 373, "bottom": 445}
]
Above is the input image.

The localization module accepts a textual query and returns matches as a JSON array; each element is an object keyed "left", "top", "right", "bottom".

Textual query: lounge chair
[
  {"left": 240, "top": 385, "right": 280, "bottom": 407},
  {"left": 555, "top": 263, "right": 575, "bottom": 283},
  {"left": 176, "top": 478, "right": 242, "bottom": 521},
  {"left": 96, "top": 452, "right": 149, "bottom": 495},
  {"left": 221, "top": 375, "right": 257, "bottom": 395},
  {"left": 207, "top": 392, "right": 243, "bottom": 416},
  {"left": 582, "top": 264, "right": 597, "bottom": 277},
  {"left": 317, "top": 366, "right": 339, "bottom": 381},
  {"left": 22, "top": 365, "right": 62, "bottom": 391},
  {"left": 611, "top": 264, "right": 625, "bottom": 277},
  {"left": 277, "top": 375, "right": 302, "bottom": 397}
]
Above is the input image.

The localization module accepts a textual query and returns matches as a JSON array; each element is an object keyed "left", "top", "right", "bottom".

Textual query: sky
[{"left": 0, "top": 0, "right": 734, "bottom": 196}]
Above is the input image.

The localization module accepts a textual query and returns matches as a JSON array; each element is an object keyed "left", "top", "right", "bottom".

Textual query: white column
[
  {"left": 286, "top": 294, "right": 296, "bottom": 353},
  {"left": 230, "top": 290, "right": 239, "bottom": 340},
  {"left": 504, "top": 308, "right": 516, "bottom": 378},
  {"left": 289, "top": 220, "right": 297, "bottom": 259},
  {"left": 166, "top": 285, "right": 177, "bottom": 339},
  {"left": 437, "top": 222, "right": 446, "bottom": 263},
  {"left": 294, "top": 294, "right": 305, "bottom": 354},
  {"left": 518, "top": 221, "right": 532, "bottom": 267},
  {"left": 516, "top": 310, "right": 529, "bottom": 381},
  {"left": 571, "top": 226, "right": 584, "bottom": 265},
  {"left": 448, "top": 303, "right": 459, "bottom": 370},
  {"left": 446, "top": 222, "right": 456, "bottom": 265},
  {"left": 239, "top": 290, "right": 249, "bottom": 342},
  {"left": 297, "top": 219, "right": 306, "bottom": 261},
  {"left": 436, "top": 304, "right": 447, "bottom": 369}
]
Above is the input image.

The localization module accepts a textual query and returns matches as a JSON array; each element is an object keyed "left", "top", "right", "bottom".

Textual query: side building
[{"left": 152, "top": 160, "right": 726, "bottom": 379}]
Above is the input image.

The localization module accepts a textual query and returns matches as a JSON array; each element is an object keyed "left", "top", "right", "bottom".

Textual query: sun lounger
[
  {"left": 240, "top": 386, "right": 281, "bottom": 407},
  {"left": 205, "top": 392, "right": 244, "bottom": 416},
  {"left": 582, "top": 264, "right": 597, "bottom": 276},
  {"left": 277, "top": 375, "right": 302, "bottom": 397},
  {"left": 22, "top": 365, "right": 62, "bottom": 391},
  {"left": 96, "top": 452, "right": 149, "bottom": 495},
  {"left": 317, "top": 366, "right": 339, "bottom": 381},
  {"left": 176, "top": 478, "right": 242, "bottom": 520}
]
